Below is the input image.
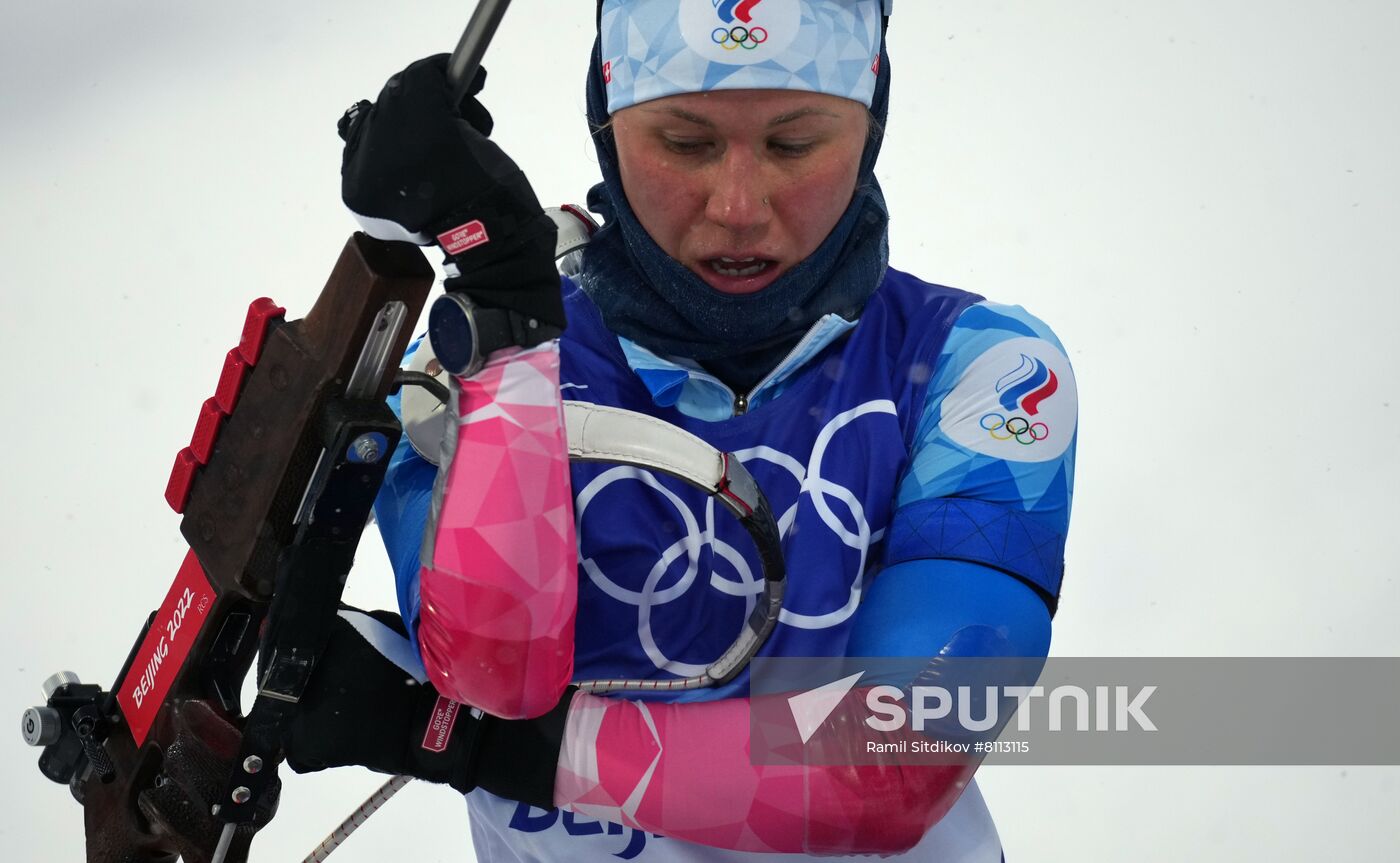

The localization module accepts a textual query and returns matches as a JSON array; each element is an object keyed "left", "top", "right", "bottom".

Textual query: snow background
[{"left": 2, "top": 1, "right": 1398, "bottom": 860}]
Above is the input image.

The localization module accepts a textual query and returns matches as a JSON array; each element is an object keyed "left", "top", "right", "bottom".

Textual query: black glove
[
  {"left": 339, "top": 54, "right": 565, "bottom": 330},
  {"left": 280, "top": 607, "right": 572, "bottom": 809},
  {"left": 135, "top": 700, "right": 280, "bottom": 863}
]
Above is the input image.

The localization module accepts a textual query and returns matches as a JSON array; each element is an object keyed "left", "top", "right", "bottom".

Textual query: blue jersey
[{"left": 374, "top": 266, "right": 1077, "bottom": 863}]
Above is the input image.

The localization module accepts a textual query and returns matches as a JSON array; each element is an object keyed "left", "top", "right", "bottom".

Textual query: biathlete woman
[{"left": 272, "top": 2, "right": 1078, "bottom": 861}]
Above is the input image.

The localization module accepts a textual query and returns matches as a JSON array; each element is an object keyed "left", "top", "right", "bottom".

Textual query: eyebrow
[
  {"left": 642, "top": 105, "right": 842, "bottom": 128},
  {"left": 766, "top": 107, "right": 842, "bottom": 127}
]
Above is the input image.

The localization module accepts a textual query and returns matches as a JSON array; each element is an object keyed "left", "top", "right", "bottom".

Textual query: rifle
[
  {"left": 19, "top": 4, "right": 512, "bottom": 860},
  {"left": 22, "top": 234, "right": 430, "bottom": 862}
]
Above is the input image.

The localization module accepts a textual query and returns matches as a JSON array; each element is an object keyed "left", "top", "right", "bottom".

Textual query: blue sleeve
[
  {"left": 847, "top": 558, "right": 1051, "bottom": 660},
  {"left": 372, "top": 338, "right": 437, "bottom": 655},
  {"left": 886, "top": 302, "right": 1078, "bottom": 611}
]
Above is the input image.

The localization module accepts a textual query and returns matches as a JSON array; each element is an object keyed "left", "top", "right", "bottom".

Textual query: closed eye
[
  {"left": 663, "top": 137, "right": 712, "bottom": 156},
  {"left": 770, "top": 139, "right": 816, "bottom": 157}
]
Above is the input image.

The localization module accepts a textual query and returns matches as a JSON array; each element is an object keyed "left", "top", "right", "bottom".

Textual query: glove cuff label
[
  {"left": 421, "top": 696, "right": 463, "bottom": 753},
  {"left": 438, "top": 220, "right": 490, "bottom": 256}
]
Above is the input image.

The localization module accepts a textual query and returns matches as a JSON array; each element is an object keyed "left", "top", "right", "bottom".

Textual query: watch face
[{"left": 428, "top": 294, "right": 480, "bottom": 377}]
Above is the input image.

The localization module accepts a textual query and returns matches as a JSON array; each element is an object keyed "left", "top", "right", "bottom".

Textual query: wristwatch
[{"left": 428, "top": 293, "right": 562, "bottom": 378}]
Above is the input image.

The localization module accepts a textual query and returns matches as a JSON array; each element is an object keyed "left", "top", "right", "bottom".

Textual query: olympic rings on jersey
[
  {"left": 711, "top": 25, "right": 769, "bottom": 50},
  {"left": 574, "top": 400, "right": 897, "bottom": 676},
  {"left": 980, "top": 412, "right": 1050, "bottom": 446}
]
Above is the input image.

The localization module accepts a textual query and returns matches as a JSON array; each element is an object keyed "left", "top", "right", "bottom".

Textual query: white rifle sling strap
[
  {"left": 562, "top": 401, "right": 786, "bottom": 693},
  {"left": 563, "top": 402, "right": 741, "bottom": 513},
  {"left": 546, "top": 204, "right": 598, "bottom": 277}
]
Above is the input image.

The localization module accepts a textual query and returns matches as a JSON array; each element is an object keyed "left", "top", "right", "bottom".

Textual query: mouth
[
  {"left": 709, "top": 257, "right": 771, "bottom": 278},
  {"left": 697, "top": 255, "right": 781, "bottom": 293}
]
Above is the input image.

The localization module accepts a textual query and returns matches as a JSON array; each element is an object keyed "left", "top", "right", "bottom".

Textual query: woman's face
[{"left": 612, "top": 89, "right": 868, "bottom": 295}]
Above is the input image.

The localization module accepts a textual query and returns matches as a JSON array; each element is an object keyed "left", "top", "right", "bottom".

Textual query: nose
[{"left": 704, "top": 146, "right": 772, "bottom": 237}]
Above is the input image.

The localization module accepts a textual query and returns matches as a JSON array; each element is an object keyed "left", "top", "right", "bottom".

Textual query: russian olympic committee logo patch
[
  {"left": 680, "top": 0, "right": 800, "bottom": 66},
  {"left": 939, "top": 337, "right": 1077, "bottom": 463}
]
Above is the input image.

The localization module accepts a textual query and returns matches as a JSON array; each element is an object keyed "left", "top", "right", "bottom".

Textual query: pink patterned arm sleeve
[
  {"left": 555, "top": 691, "right": 977, "bottom": 855},
  {"left": 417, "top": 343, "right": 577, "bottom": 720}
]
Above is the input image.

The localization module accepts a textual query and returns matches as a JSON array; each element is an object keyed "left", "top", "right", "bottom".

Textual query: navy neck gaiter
[{"left": 578, "top": 29, "right": 893, "bottom": 394}]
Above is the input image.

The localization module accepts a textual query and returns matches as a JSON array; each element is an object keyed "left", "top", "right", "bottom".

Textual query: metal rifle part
[
  {"left": 212, "top": 823, "right": 237, "bottom": 863},
  {"left": 346, "top": 302, "right": 408, "bottom": 400},
  {"left": 446, "top": 0, "right": 513, "bottom": 103},
  {"left": 395, "top": 370, "right": 451, "bottom": 405}
]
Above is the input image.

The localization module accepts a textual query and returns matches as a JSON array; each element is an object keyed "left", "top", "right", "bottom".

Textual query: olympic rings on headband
[
  {"left": 711, "top": 25, "right": 769, "bottom": 50},
  {"left": 980, "top": 412, "right": 1050, "bottom": 446}
]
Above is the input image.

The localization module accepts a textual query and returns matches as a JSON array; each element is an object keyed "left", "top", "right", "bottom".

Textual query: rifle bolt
[
  {"left": 242, "top": 755, "right": 263, "bottom": 774},
  {"left": 231, "top": 786, "right": 252, "bottom": 805}
]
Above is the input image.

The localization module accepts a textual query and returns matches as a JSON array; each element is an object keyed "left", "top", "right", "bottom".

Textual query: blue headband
[{"left": 600, "top": 0, "right": 890, "bottom": 112}]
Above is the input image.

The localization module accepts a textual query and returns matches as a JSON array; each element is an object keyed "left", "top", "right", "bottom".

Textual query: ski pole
[
  {"left": 447, "top": 0, "right": 513, "bottom": 103},
  {"left": 302, "top": 775, "right": 413, "bottom": 863}
]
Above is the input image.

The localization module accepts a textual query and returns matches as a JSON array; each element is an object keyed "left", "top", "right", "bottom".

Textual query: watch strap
[{"left": 472, "top": 305, "right": 564, "bottom": 354}]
